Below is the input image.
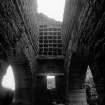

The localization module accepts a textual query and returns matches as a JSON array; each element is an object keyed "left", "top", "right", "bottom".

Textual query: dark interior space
[{"left": 0, "top": 0, "right": 105, "bottom": 105}]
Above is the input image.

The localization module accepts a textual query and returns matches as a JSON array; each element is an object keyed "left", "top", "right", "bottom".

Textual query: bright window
[
  {"left": 1, "top": 65, "right": 15, "bottom": 91},
  {"left": 47, "top": 75, "right": 56, "bottom": 89}
]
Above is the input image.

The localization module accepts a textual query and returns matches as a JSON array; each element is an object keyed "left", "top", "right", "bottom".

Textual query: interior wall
[{"left": 10, "top": 52, "right": 32, "bottom": 105}]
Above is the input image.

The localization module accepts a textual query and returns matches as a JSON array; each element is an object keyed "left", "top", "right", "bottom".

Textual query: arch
[
  {"left": 88, "top": 38, "right": 105, "bottom": 105},
  {"left": 10, "top": 51, "right": 32, "bottom": 104}
]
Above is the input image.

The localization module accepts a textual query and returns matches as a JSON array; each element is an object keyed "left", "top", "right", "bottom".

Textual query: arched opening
[
  {"left": 84, "top": 65, "right": 98, "bottom": 105},
  {"left": 1, "top": 65, "right": 15, "bottom": 91}
]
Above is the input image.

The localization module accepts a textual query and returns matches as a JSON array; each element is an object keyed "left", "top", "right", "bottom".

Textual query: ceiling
[
  {"left": 63, "top": 0, "right": 105, "bottom": 55},
  {"left": 0, "top": 0, "right": 105, "bottom": 63},
  {"left": 0, "top": 0, "right": 38, "bottom": 62}
]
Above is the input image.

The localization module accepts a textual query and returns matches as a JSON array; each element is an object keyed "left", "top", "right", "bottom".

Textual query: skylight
[{"left": 37, "top": 0, "right": 65, "bottom": 22}]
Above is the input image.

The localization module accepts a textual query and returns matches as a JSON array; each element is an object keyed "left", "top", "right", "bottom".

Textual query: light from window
[
  {"left": 1, "top": 65, "right": 15, "bottom": 91},
  {"left": 47, "top": 75, "right": 56, "bottom": 89}
]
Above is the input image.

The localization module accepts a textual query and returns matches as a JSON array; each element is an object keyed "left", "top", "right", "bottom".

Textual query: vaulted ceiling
[
  {"left": 63, "top": 0, "right": 105, "bottom": 60},
  {"left": 0, "top": 0, "right": 105, "bottom": 64},
  {"left": 0, "top": 0, "right": 38, "bottom": 63}
]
